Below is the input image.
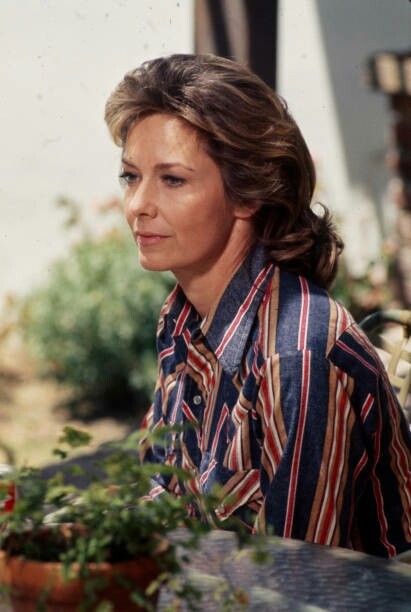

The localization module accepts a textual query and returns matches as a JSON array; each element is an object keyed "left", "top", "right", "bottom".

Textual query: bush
[
  {"left": 20, "top": 228, "right": 174, "bottom": 417},
  {"left": 331, "top": 256, "right": 394, "bottom": 322}
]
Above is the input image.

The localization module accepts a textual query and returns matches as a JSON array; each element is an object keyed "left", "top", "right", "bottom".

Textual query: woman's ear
[{"left": 233, "top": 201, "right": 262, "bottom": 220}]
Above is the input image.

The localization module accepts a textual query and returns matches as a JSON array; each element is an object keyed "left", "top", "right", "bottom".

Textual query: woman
[{"left": 105, "top": 54, "right": 411, "bottom": 557}]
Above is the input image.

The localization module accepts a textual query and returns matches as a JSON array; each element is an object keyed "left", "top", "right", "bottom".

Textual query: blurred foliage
[
  {"left": 19, "top": 197, "right": 174, "bottom": 419},
  {"left": 331, "top": 254, "right": 395, "bottom": 322}
]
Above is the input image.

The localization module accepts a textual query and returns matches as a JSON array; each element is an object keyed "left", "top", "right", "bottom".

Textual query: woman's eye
[
  {"left": 118, "top": 171, "right": 138, "bottom": 187},
  {"left": 162, "top": 175, "right": 185, "bottom": 187}
]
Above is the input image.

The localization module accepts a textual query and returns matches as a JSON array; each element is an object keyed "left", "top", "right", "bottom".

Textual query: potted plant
[{"left": 0, "top": 426, "right": 206, "bottom": 611}]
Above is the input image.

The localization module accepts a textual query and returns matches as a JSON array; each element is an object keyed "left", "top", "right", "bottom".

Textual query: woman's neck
[{"left": 174, "top": 232, "right": 255, "bottom": 319}]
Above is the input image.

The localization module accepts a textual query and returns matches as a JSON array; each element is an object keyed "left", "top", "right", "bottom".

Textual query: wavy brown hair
[{"left": 104, "top": 54, "right": 343, "bottom": 289}]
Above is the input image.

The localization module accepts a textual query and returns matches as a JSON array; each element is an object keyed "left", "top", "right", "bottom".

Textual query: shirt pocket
[{"left": 198, "top": 451, "right": 262, "bottom": 521}]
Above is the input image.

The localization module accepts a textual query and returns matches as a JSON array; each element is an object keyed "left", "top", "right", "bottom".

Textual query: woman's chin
[{"left": 138, "top": 254, "right": 170, "bottom": 272}]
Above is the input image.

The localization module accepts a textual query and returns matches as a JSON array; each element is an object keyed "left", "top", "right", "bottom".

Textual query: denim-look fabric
[{"left": 141, "top": 244, "right": 411, "bottom": 557}]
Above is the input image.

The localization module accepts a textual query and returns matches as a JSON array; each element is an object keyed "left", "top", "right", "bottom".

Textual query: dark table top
[{"left": 158, "top": 531, "right": 411, "bottom": 611}]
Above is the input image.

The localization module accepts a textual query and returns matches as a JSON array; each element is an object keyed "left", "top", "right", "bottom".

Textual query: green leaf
[
  {"left": 130, "top": 589, "right": 154, "bottom": 611},
  {"left": 58, "top": 426, "right": 92, "bottom": 448},
  {"left": 52, "top": 448, "right": 68, "bottom": 459}
]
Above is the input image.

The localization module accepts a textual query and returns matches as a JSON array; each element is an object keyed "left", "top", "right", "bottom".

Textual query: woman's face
[{"left": 120, "top": 113, "right": 250, "bottom": 280}]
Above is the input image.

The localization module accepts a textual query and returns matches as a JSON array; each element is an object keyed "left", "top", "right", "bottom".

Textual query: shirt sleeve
[{"left": 254, "top": 345, "right": 411, "bottom": 557}]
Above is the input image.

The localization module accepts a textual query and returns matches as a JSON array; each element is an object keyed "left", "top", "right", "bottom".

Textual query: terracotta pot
[{"left": 0, "top": 550, "right": 159, "bottom": 611}]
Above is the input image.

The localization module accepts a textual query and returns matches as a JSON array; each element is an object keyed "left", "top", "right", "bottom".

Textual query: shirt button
[{"left": 193, "top": 395, "right": 202, "bottom": 405}]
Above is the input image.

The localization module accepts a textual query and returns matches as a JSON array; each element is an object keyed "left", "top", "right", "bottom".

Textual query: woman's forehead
[{"left": 124, "top": 114, "right": 207, "bottom": 163}]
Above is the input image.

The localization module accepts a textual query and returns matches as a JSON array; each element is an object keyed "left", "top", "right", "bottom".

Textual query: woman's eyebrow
[
  {"left": 121, "top": 157, "right": 194, "bottom": 172},
  {"left": 121, "top": 156, "right": 137, "bottom": 168},
  {"left": 156, "top": 162, "right": 195, "bottom": 172}
]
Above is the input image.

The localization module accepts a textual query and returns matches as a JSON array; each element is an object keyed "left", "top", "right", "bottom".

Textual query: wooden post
[{"left": 194, "top": 0, "right": 278, "bottom": 89}]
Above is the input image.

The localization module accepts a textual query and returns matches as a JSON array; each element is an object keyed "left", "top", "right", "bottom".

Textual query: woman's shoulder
[
  {"left": 260, "top": 268, "right": 392, "bottom": 398},
  {"left": 263, "top": 267, "right": 355, "bottom": 358}
]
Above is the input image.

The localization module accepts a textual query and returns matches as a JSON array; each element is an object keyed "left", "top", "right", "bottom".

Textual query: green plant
[
  {"left": 0, "top": 426, "right": 208, "bottom": 610},
  {"left": 331, "top": 255, "right": 395, "bottom": 322},
  {"left": 19, "top": 226, "right": 174, "bottom": 417}
]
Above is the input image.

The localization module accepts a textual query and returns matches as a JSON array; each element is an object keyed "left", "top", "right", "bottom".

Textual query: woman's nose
[{"left": 127, "top": 179, "right": 157, "bottom": 218}]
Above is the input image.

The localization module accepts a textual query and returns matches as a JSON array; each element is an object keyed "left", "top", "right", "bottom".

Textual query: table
[
  {"left": 159, "top": 531, "right": 411, "bottom": 611},
  {"left": 1, "top": 533, "right": 410, "bottom": 610}
]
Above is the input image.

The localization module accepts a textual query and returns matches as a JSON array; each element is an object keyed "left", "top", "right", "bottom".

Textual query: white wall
[{"left": 1, "top": 0, "right": 194, "bottom": 300}]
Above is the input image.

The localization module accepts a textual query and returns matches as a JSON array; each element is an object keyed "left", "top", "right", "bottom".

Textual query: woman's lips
[{"left": 135, "top": 232, "right": 168, "bottom": 247}]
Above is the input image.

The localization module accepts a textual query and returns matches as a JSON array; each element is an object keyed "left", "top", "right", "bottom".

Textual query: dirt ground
[{"left": 0, "top": 332, "right": 132, "bottom": 468}]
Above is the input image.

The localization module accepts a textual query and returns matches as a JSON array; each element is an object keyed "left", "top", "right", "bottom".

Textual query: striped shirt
[{"left": 141, "top": 244, "right": 411, "bottom": 557}]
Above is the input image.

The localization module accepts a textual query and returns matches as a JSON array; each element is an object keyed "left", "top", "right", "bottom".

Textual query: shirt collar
[
  {"left": 201, "top": 243, "right": 272, "bottom": 375},
  {"left": 162, "top": 244, "right": 273, "bottom": 376}
]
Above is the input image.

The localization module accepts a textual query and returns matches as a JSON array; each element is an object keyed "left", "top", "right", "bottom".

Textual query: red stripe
[
  {"left": 182, "top": 400, "right": 202, "bottom": 448},
  {"left": 185, "top": 475, "right": 201, "bottom": 496},
  {"left": 252, "top": 351, "right": 261, "bottom": 379},
  {"left": 384, "top": 393, "right": 411, "bottom": 531},
  {"left": 182, "top": 400, "right": 198, "bottom": 424},
  {"left": 230, "top": 438, "right": 239, "bottom": 472},
  {"left": 166, "top": 284, "right": 180, "bottom": 305},
  {"left": 158, "top": 284, "right": 180, "bottom": 321},
  {"left": 199, "top": 458, "right": 217, "bottom": 486},
  {"left": 360, "top": 393, "right": 374, "bottom": 423},
  {"left": 265, "top": 426, "right": 282, "bottom": 470},
  {"left": 338, "top": 302, "right": 348, "bottom": 332},
  {"left": 346, "top": 449, "right": 369, "bottom": 544},
  {"left": 260, "top": 366, "right": 274, "bottom": 424},
  {"left": 170, "top": 372, "right": 186, "bottom": 425},
  {"left": 221, "top": 471, "right": 261, "bottom": 515},
  {"left": 258, "top": 289, "right": 269, "bottom": 354},
  {"left": 215, "top": 265, "right": 273, "bottom": 358},
  {"left": 140, "top": 403, "right": 154, "bottom": 429},
  {"left": 210, "top": 403, "right": 228, "bottom": 457},
  {"left": 187, "top": 348, "right": 214, "bottom": 392},
  {"left": 260, "top": 362, "right": 282, "bottom": 468},
  {"left": 336, "top": 339, "right": 379, "bottom": 376},
  {"left": 387, "top": 391, "right": 411, "bottom": 481},
  {"left": 284, "top": 350, "right": 311, "bottom": 537},
  {"left": 173, "top": 302, "right": 192, "bottom": 336},
  {"left": 316, "top": 383, "right": 350, "bottom": 543},
  {"left": 348, "top": 326, "right": 380, "bottom": 369},
  {"left": 147, "top": 485, "right": 164, "bottom": 499},
  {"left": 298, "top": 277, "right": 310, "bottom": 350},
  {"left": 370, "top": 414, "right": 397, "bottom": 556},
  {"left": 235, "top": 470, "right": 260, "bottom": 502},
  {"left": 159, "top": 345, "right": 174, "bottom": 361},
  {"left": 353, "top": 450, "right": 368, "bottom": 482},
  {"left": 182, "top": 328, "right": 191, "bottom": 346}
]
